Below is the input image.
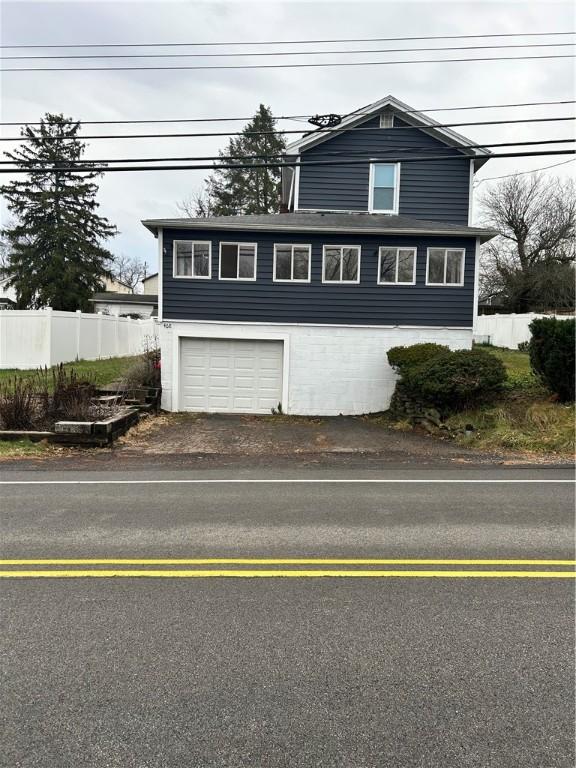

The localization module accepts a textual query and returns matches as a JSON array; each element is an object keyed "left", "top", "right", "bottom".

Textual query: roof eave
[{"left": 141, "top": 219, "right": 496, "bottom": 242}]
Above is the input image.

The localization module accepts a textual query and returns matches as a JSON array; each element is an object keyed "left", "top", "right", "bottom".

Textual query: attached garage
[{"left": 179, "top": 337, "right": 284, "bottom": 414}]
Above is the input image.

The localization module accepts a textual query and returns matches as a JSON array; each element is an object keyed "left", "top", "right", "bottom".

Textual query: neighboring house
[
  {"left": 142, "top": 272, "right": 159, "bottom": 295},
  {"left": 143, "top": 94, "right": 495, "bottom": 415},
  {"left": 100, "top": 275, "right": 133, "bottom": 294},
  {"left": 0, "top": 276, "right": 16, "bottom": 309},
  {"left": 478, "top": 292, "right": 506, "bottom": 315},
  {"left": 89, "top": 292, "right": 158, "bottom": 318}
]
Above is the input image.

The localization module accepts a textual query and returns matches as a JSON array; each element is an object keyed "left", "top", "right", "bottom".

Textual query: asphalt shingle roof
[{"left": 142, "top": 213, "right": 495, "bottom": 241}]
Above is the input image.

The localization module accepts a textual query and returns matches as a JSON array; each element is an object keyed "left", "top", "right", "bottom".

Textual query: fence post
[
  {"left": 115, "top": 314, "right": 120, "bottom": 357},
  {"left": 45, "top": 307, "right": 53, "bottom": 367},
  {"left": 76, "top": 309, "right": 82, "bottom": 361},
  {"left": 97, "top": 312, "right": 103, "bottom": 359}
]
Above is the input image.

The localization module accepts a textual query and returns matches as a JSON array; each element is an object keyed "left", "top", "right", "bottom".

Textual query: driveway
[
  {"left": 2, "top": 413, "right": 570, "bottom": 471},
  {"left": 110, "top": 412, "right": 523, "bottom": 467}
]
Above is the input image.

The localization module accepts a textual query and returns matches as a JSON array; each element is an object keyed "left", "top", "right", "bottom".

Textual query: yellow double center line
[{"left": 0, "top": 558, "right": 574, "bottom": 578}]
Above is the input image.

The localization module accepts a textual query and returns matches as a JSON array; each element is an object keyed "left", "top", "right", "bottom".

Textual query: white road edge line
[{"left": 0, "top": 479, "right": 574, "bottom": 485}]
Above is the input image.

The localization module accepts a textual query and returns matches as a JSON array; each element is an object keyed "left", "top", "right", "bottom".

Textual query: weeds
[{"left": 0, "top": 377, "right": 36, "bottom": 430}]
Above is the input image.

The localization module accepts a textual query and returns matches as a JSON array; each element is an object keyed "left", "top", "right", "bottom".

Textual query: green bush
[
  {"left": 529, "top": 318, "right": 575, "bottom": 401},
  {"left": 403, "top": 348, "right": 507, "bottom": 413},
  {"left": 387, "top": 343, "right": 449, "bottom": 374}
]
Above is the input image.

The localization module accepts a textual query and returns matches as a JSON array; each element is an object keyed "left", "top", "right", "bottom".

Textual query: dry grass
[
  {"left": 386, "top": 346, "right": 575, "bottom": 457},
  {"left": 447, "top": 394, "right": 575, "bottom": 456}
]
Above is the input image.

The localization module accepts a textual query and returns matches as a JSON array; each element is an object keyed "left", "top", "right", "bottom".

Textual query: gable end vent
[{"left": 379, "top": 113, "right": 394, "bottom": 129}]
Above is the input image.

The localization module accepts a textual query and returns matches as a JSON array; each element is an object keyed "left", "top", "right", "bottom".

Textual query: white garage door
[{"left": 179, "top": 338, "right": 284, "bottom": 414}]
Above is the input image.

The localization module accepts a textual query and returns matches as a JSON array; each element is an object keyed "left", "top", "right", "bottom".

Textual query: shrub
[
  {"left": 403, "top": 348, "right": 507, "bottom": 413},
  {"left": 529, "top": 318, "right": 575, "bottom": 402},
  {"left": 387, "top": 343, "right": 449, "bottom": 374},
  {"left": 517, "top": 341, "right": 530, "bottom": 353},
  {"left": 122, "top": 344, "right": 161, "bottom": 389},
  {"left": 0, "top": 377, "right": 36, "bottom": 430}
]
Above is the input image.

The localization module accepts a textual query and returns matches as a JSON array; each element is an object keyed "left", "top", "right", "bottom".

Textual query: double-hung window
[
  {"left": 173, "top": 240, "right": 211, "bottom": 279},
  {"left": 322, "top": 245, "right": 361, "bottom": 284},
  {"left": 369, "top": 163, "right": 399, "bottom": 214},
  {"left": 273, "top": 244, "right": 311, "bottom": 282},
  {"left": 378, "top": 247, "right": 416, "bottom": 285},
  {"left": 426, "top": 248, "right": 465, "bottom": 286},
  {"left": 219, "top": 242, "right": 257, "bottom": 280}
]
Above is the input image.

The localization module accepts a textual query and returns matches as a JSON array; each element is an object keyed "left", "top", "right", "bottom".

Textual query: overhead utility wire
[
  {"left": 475, "top": 157, "right": 576, "bottom": 182},
  {"left": 4, "top": 42, "right": 574, "bottom": 59},
  {"left": 3, "top": 99, "right": 573, "bottom": 126},
  {"left": 1, "top": 31, "right": 573, "bottom": 48},
  {"left": 1, "top": 115, "right": 573, "bottom": 142},
  {"left": 2, "top": 138, "right": 572, "bottom": 166},
  {"left": 1, "top": 150, "right": 574, "bottom": 174},
  {"left": 2, "top": 53, "right": 573, "bottom": 72}
]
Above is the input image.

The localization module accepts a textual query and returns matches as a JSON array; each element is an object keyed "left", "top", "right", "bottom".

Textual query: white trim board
[{"left": 162, "top": 318, "right": 473, "bottom": 330}]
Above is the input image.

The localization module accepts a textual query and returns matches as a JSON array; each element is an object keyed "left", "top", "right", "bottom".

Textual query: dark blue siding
[
  {"left": 297, "top": 117, "right": 471, "bottom": 225},
  {"left": 162, "top": 227, "right": 477, "bottom": 327}
]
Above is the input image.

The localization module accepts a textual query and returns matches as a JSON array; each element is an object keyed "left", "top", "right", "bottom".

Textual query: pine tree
[
  {"left": 205, "top": 104, "right": 286, "bottom": 215},
  {"left": 1, "top": 114, "right": 117, "bottom": 310}
]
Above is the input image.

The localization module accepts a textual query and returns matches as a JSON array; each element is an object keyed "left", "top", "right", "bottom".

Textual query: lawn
[
  {"left": 0, "top": 355, "right": 139, "bottom": 388},
  {"left": 0, "top": 439, "right": 51, "bottom": 459},
  {"left": 445, "top": 347, "right": 575, "bottom": 456}
]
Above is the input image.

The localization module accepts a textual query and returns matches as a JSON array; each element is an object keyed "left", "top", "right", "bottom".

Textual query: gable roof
[{"left": 285, "top": 95, "right": 491, "bottom": 168}]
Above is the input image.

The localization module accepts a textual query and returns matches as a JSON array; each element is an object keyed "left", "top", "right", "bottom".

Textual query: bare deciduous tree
[
  {"left": 112, "top": 253, "right": 149, "bottom": 294},
  {"left": 479, "top": 173, "right": 576, "bottom": 312},
  {"left": 177, "top": 188, "right": 214, "bottom": 218}
]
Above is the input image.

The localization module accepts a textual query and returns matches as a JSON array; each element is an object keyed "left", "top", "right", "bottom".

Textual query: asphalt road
[{"left": 1, "top": 467, "right": 574, "bottom": 767}]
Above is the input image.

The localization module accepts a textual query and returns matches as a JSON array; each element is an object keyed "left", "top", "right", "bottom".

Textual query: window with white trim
[
  {"left": 426, "top": 248, "right": 465, "bottom": 286},
  {"left": 378, "top": 247, "right": 416, "bottom": 285},
  {"left": 369, "top": 163, "right": 399, "bottom": 213},
  {"left": 322, "top": 246, "right": 361, "bottom": 283},
  {"left": 219, "top": 243, "right": 257, "bottom": 280},
  {"left": 173, "top": 240, "right": 211, "bottom": 278},
  {"left": 273, "top": 244, "right": 311, "bottom": 282}
]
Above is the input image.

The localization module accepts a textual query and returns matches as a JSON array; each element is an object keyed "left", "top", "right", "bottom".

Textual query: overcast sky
[{"left": 1, "top": 0, "right": 574, "bottom": 272}]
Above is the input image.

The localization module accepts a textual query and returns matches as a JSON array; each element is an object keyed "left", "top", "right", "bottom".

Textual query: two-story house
[{"left": 143, "top": 95, "right": 495, "bottom": 415}]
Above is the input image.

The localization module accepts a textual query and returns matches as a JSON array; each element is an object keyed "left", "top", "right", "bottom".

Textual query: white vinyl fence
[
  {"left": 474, "top": 312, "right": 573, "bottom": 349},
  {"left": 0, "top": 309, "right": 158, "bottom": 369}
]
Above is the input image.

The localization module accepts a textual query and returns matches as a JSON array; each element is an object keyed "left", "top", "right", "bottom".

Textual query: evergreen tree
[
  {"left": 205, "top": 104, "right": 286, "bottom": 215},
  {"left": 1, "top": 114, "right": 117, "bottom": 310}
]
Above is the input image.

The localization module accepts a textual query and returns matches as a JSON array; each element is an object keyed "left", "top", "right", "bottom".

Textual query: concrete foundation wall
[{"left": 160, "top": 320, "right": 472, "bottom": 416}]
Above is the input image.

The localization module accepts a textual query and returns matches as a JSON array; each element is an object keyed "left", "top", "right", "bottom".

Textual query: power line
[
  {"left": 1, "top": 31, "right": 573, "bottom": 49},
  {"left": 2, "top": 53, "right": 573, "bottom": 72},
  {"left": 2, "top": 99, "right": 573, "bottom": 127},
  {"left": 1, "top": 115, "right": 573, "bottom": 142},
  {"left": 1, "top": 150, "right": 574, "bottom": 174},
  {"left": 4, "top": 42, "right": 574, "bottom": 60},
  {"left": 475, "top": 157, "right": 576, "bottom": 183},
  {"left": 2, "top": 138, "right": 572, "bottom": 166}
]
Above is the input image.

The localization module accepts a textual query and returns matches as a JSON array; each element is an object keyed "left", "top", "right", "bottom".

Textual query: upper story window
[
  {"left": 378, "top": 247, "right": 416, "bottom": 285},
  {"left": 173, "top": 240, "right": 211, "bottom": 279},
  {"left": 369, "top": 163, "right": 399, "bottom": 214},
  {"left": 322, "top": 245, "right": 361, "bottom": 284},
  {"left": 426, "top": 248, "right": 465, "bottom": 286},
  {"left": 273, "top": 244, "right": 311, "bottom": 282},
  {"left": 219, "top": 242, "right": 257, "bottom": 281}
]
